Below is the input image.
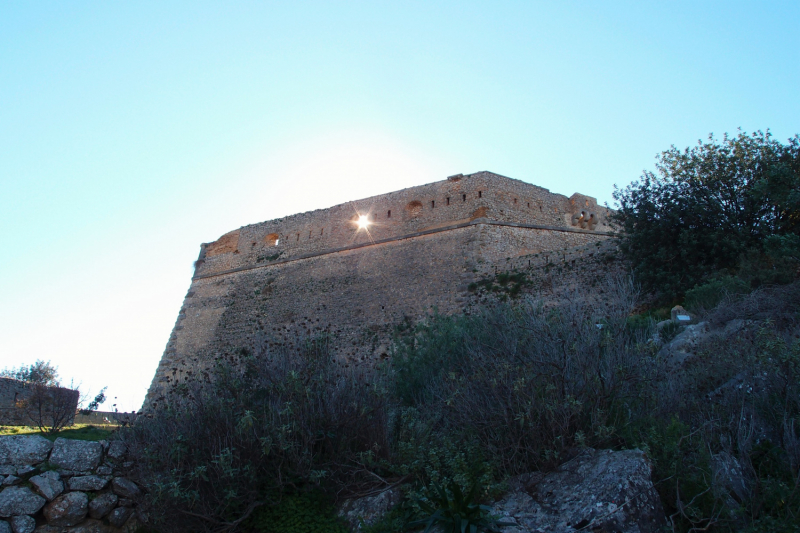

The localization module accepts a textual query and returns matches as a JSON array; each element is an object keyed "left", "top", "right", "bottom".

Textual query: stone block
[
  {"left": 0, "top": 487, "right": 46, "bottom": 517},
  {"left": 68, "top": 476, "right": 108, "bottom": 492},
  {"left": 9, "top": 515, "right": 34, "bottom": 533},
  {"left": 107, "top": 507, "right": 133, "bottom": 528},
  {"left": 105, "top": 442, "right": 126, "bottom": 461},
  {"left": 48, "top": 440, "right": 102, "bottom": 472},
  {"left": 0, "top": 437, "right": 53, "bottom": 467},
  {"left": 88, "top": 493, "right": 117, "bottom": 519},
  {"left": 29, "top": 472, "right": 63, "bottom": 501},
  {"left": 43, "top": 492, "right": 88, "bottom": 527},
  {"left": 110, "top": 478, "right": 139, "bottom": 500}
]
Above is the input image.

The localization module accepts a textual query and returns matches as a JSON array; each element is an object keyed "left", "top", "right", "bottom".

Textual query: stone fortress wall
[
  {"left": 144, "top": 171, "right": 615, "bottom": 409},
  {"left": 0, "top": 378, "right": 79, "bottom": 426}
]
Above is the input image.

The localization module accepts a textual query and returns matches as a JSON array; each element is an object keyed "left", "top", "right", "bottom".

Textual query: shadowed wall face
[{"left": 145, "top": 172, "right": 613, "bottom": 409}]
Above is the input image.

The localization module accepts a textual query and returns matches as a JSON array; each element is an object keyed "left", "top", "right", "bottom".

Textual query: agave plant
[{"left": 407, "top": 481, "right": 515, "bottom": 533}]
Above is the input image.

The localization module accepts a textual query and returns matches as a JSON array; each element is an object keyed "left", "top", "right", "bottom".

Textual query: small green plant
[
  {"left": 406, "top": 481, "right": 513, "bottom": 533},
  {"left": 248, "top": 493, "right": 348, "bottom": 533},
  {"left": 258, "top": 252, "right": 284, "bottom": 263}
]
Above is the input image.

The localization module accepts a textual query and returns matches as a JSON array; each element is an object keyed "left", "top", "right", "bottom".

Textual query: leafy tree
[
  {"left": 0, "top": 359, "right": 60, "bottom": 386},
  {"left": 612, "top": 130, "right": 800, "bottom": 300}
]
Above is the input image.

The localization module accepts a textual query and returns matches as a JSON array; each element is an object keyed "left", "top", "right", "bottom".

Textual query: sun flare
[{"left": 357, "top": 214, "right": 370, "bottom": 230}]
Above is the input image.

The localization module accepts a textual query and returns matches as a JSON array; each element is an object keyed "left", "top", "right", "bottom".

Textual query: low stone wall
[{"left": 0, "top": 435, "right": 142, "bottom": 532}]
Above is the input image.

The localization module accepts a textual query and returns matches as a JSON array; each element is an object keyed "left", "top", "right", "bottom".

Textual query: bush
[
  {"left": 391, "top": 276, "right": 656, "bottom": 475},
  {"left": 121, "top": 335, "right": 390, "bottom": 533},
  {"left": 612, "top": 130, "right": 800, "bottom": 301},
  {"left": 684, "top": 275, "right": 750, "bottom": 312},
  {"left": 626, "top": 284, "right": 800, "bottom": 532}
]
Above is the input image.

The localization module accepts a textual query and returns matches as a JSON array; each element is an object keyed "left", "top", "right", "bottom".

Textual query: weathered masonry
[{"left": 144, "top": 171, "right": 614, "bottom": 408}]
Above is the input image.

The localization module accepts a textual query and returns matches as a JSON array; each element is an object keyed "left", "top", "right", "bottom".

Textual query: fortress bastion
[{"left": 144, "top": 171, "right": 614, "bottom": 409}]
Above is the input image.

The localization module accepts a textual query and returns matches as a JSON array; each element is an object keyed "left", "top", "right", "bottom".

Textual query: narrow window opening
[
  {"left": 527, "top": 202, "right": 530, "bottom": 208},
  {"left": 478, "top": 191, "right": 482, "bottom": 198},
  {"left": 309, "top": 231, "right": 312, "bottom": 239},
  {"left": 446, "top": 197, "right": 450, "bottom": 205},
  {"left": 387, "top": 209, "right": 391, "bottom": 218},
  {"left": 539, "top": 205, "right": 543, "bottom": 212},
  {"left": 296, "top": 234, "right": 300, "bottom": 241},
  {"left": 462, "top": 194, "right": 466, "bottom": 202},
  {"left": 514, "top": 198, "right": 517, "bottom": 204},
  {"left": 431, "top": 200, "right": 435, "bottom": 208},
  {"left": 320, "top": 228, "right": 324, "bottom": 236}
]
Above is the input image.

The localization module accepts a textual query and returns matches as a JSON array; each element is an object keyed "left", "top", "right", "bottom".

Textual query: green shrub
[
  {"left": 684, "top": 275, "right": 750, "bottom": 312},
  {"left": 392, "top": 276, "right": 655, "bottom": 475},
  {"left": 407, "top": 481, "right": 514, "bottom": 533},
  {"left": 248, "top": 493, "right": 348, "bottom": 533},
  {"left": 121, "top": 335, "right": 390, "bottom": 533}
]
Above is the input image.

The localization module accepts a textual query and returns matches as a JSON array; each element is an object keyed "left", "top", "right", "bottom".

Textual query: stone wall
[
  {"left": 0, "top": 435, "right": 141, "bottom": 532},
  {"left": 145, "top": 171, "right": 616, "bottom": 409},
  {"left": 0, "top": 379, "right": 79, "bottom": 428}
]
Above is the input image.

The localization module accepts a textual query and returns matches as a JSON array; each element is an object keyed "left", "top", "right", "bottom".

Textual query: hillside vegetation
[{"left": 122, "top": 130, "right": 799, "bottom": 533}]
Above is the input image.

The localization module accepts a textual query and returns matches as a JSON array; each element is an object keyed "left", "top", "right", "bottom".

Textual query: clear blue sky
[{"left": 1, "top": 1, "right": 798, "bottom": 411}]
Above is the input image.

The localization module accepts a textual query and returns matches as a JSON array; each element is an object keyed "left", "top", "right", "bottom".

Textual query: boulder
[
  {"left": 43, "top": 492, "right": 88, "bottom": 527},
  {"left": 493, "top": 449, "right": 666, "bottom": 533},
  {"left": 107, "top": 507, "right": 133, "bottom": 528},
  {"left": 1, "top": 478, "right": 19, "bottom": 488},
  {"left": 110, "top": 478, "right": 139, "bottom": 500},
  {"left": 0, "top": 468, "right": 14, "bottom": 477},
  {"left": 658, "top": 321, "right": 710, "bottom": 366},
  {"left": 0, "top": 520, "right": 9, "bottom": 533},
  {"left": 48, "top": 440, "right": 102, "bottom": 472},
  {"left": 29, "top": 472, "right": 63, "bottom": 501},
  {"left": 0, "top": 437, "right": 53, "bottom": 466},
  {"left": 712, "top": 451, "right": 752, "bottom": 511},
  {"left": 9, "top": 515, "right": 34, "bottom": 533},
  {"left": 68, "top": 476, "right": 108, "bottom": 491},
  {"left": 0, "top": 488, "right": 46, "bottom": 518},
  {"left": 95, "top": 467, "right": 112, "bottom": 477},
  {"left": 338, "top": 487, "right": 402, "bottom": 531},
  {"left": 88, "top": 493, "right": 117, "bottom": 519}
]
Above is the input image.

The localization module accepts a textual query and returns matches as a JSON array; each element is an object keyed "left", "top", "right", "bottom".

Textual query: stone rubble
[{"left": 0, "top": 435, "right": 140, "bottom": 533}]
